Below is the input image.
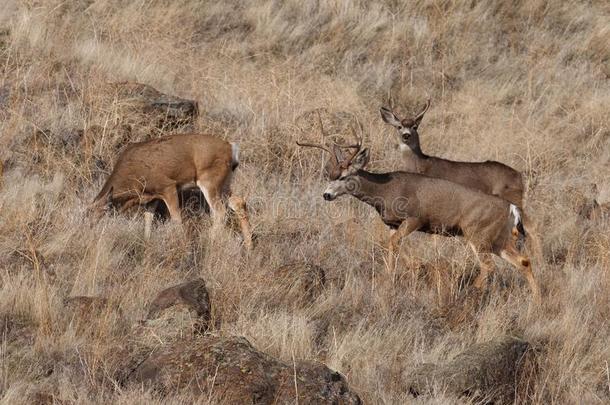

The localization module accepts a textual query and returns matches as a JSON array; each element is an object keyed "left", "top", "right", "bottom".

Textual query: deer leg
[
  {"left": 160, "top": 186, "right": 182, "bottom": 224},
  {"left": 387, "top": 218, "right": 422, "bottom": 270},
  {"left": 198, "top": 182, "right": 226, "bottom": 232},
  {"left": 499, "top": 246, "right": 541, "bottom": 303},
  {"left": 473, "top": 253, "right": 495, "bottom": 290},
  {"left": 522, "top": 216, "right": 543, "bottom": 264},
  {"left": 228, "top": 195, "right": 253, "bottom": 250},
  {"left": 143, "top": 200, "right": 162, "bottom": 240},
  {"left": 143, "top": 211, "right": 154, "bottom": 240},
  {"left": 467, "top": 243, "right": 494, "bottom": 290}
]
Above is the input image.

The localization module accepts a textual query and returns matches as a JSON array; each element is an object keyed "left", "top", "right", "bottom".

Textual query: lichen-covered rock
[
  {"left": 407, "top": 336, "right": 534, "bottom": 403},
  {"left": 129, "top": 335, "right": 361, "bottom": 404},
  {"left": 146, "top": 278, "right": 211, "bottom": 322},
  {"left": 145, "top": 278, "right": 211, "bottom": 334},
  {"left": 95, "top": 81, "right": 198, "bottom": 130}
]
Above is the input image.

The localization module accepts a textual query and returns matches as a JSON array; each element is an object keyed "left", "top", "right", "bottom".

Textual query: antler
[
  {"left": 295, "top": 110, "right": 340, "bottom": 167},
  {"left": 295, "top": 140, "right": 335, "bottom": 156},
  {"left": 414, "top": 99, "right": 431, "bottom": 121},
  {"left": 332, "top": 116, "right": 363, "bottom": 167}
]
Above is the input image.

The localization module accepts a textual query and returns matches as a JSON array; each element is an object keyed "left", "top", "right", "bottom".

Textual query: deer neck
[
  {"left": 351, "top": 171, "right": 392, "bottom": 213},
  {"left": 400, "top": 144, "right": 429, "bottom": 173}
]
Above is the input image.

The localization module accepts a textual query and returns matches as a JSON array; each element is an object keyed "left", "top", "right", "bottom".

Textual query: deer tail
[{"left": 509, "top": 204, "right": 527, "bottom": 250}]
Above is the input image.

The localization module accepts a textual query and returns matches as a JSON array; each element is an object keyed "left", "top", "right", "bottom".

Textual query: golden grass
[{"left": 0, "top": 0, "right": 609, "bottom": 403}]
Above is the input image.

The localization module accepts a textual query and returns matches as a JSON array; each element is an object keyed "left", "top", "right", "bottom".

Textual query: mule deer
[
  {"left": 380, "top": 100, "right": 524, "bottom": 206},
  {"left": 299, "top": 132, "right": 540, "bottom": 300},
  {"left": 91, "top": 134, "right": 252, "bottom": 249}
]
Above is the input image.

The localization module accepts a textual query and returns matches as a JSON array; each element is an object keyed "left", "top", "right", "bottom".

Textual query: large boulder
[
  {"left": 129, "top": 335, "right": 361, "bottom": 404},
  {"left": 407, "top": 336, "right": 535, "bottom": 403}
]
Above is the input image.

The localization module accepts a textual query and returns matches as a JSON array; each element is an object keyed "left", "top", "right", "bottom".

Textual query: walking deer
[
  {"left": 380, "top": 100, "right": 524, "bottom": 206},
  {"left": 90, "top": 134, "right": 252, "bottom": 249},
  {"left": 297, "top": 132, "right": 540, "bottom": 300}
]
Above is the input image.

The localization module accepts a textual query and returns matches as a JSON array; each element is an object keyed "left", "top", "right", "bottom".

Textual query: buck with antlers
[
  {"left": 90, "top": 134, "right": 252, "bottom": 249},
  {"left": 297, "top": 129, "right": 540, "bottom": 300},
  {"left": 380, "top": 100, "right": 524, "bottom": 206}
]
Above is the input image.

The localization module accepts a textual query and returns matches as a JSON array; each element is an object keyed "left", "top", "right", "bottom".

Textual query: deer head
[
  {"left": 318, "top": 126, "right": 368, "bottom": 201},
  {"left": 322, "top": 147, "right": 370, "bottom": 201},
  {"left": 380, "top": 99, "right": 430, "bottom": 153}
]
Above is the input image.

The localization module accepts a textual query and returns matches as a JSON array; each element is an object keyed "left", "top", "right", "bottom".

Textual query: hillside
[{"left": 0, "top": 1, "right": 609, "bottom": 403}]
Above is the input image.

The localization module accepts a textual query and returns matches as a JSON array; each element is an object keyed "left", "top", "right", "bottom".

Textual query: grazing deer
[
  {"left": 90, "top": 134, "right": 252, "bottom": 249},
  {"left": 298, "top": 132, "right": 540, "bottom": 300},
  {"left": 380, "top": 100, "right": 524, "bottom": 206}
]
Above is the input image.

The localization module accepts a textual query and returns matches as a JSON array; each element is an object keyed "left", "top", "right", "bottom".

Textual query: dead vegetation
[{"left": 0, "top": 0, "right": 609, "bottom": 403}]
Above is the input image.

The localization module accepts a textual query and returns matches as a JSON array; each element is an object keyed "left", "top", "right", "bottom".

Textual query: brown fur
[
  {"left": 324, "top": 148, "right": 540, "bottom": 300},
  {"left": 91, "top": 133, "right": 252, "bottom": 248},
  {"left": 380, "top": 104, "right": 524, "bottom": 206}
]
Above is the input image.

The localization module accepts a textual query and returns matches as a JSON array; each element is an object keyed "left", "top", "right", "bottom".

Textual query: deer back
[
  {"left": 418, "top": 157, "right": 524, "bottom": 206},
  {"left": 94, "top": 134, "right": 233, "bottom": 204}
]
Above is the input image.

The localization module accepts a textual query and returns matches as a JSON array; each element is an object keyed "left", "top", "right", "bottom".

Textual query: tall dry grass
[{"left": 0, "top": 0, "right": 609, "bottom": 403}]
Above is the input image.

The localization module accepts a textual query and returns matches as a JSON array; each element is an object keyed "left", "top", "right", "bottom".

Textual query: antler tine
[
  {"left": 316, "top": 110, "right": 328, "bottom": 138},
  {"left": 295, "top": 141, "right": 333, "bottom": 156},
  {"left": 415, "top": 98, "right": 431, "bottom": 121},
  {"left": 345, "top": 121, "right": 363, "bottom": 163},
  {"left": 329, "top": 117, "right": 363, "bottom": 166}
]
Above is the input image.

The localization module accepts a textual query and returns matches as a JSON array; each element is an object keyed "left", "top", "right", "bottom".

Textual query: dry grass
[{"left": 0, "top": 0, "right": 609, "bottom": 403}]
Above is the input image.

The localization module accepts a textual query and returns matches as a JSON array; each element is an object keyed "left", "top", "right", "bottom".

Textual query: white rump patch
[
  {"left": 230, "top": 142, "right": 239, "bottom": 165},
  {"left": 509, "top": 204, "right": 521, "bottom": 226}
]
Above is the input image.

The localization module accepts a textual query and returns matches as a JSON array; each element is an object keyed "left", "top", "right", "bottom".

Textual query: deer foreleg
[
  {"left": 387, "top": 218, "right": 422, "bottom": 270},
  {"left": 160, "top": 186, "right": 182, "bottom": 224}
]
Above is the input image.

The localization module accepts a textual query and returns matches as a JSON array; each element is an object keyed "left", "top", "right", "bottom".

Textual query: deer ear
[
  {"left": 351, "top": 148, "right": 370, "bottom": 170},
  {"left": 380, "top": 107, "right": 401, "bottom": 128}
]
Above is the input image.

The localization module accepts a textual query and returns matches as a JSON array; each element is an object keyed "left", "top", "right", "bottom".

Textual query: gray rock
[
  {"left": 130, "top": 335, "right": 361, "bottom": 404},
  {"left": 146, "top": 278, "right": 211, "bottom": 333},
  {"left": 407, "top": 336, "right": 535, "bottom": 403}
]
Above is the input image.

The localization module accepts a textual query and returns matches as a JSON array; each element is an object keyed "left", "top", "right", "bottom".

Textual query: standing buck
[
  {"left": 299, "top": 132, "right": 540, "bottom": 301},
  {"left": 91, "top": 134, "right": 252, "bottom": 249},
  {"left": 380, "top": 101, "right": 524, "bottom": 206}
]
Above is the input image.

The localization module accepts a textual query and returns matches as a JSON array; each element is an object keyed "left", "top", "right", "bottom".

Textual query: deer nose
[{"left": 323, "top": 192, "right": 333, "bottom": 201}]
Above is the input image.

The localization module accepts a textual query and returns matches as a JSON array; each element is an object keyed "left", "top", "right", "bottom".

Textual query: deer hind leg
[
  {"left": 197, "top": 181, "right": 227, "bottom": 233},
  {"left": 499, "top": 245, "right": 541, "bottom": 303},
  {"left": 522, "top": 215, "right": 543, "bottom": 264},
  {"left": 228, "top": 195, "right": 253, "bottom": 250},
  {"left": 160, "top": 186, "right": 182, "bottom": 224}
]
